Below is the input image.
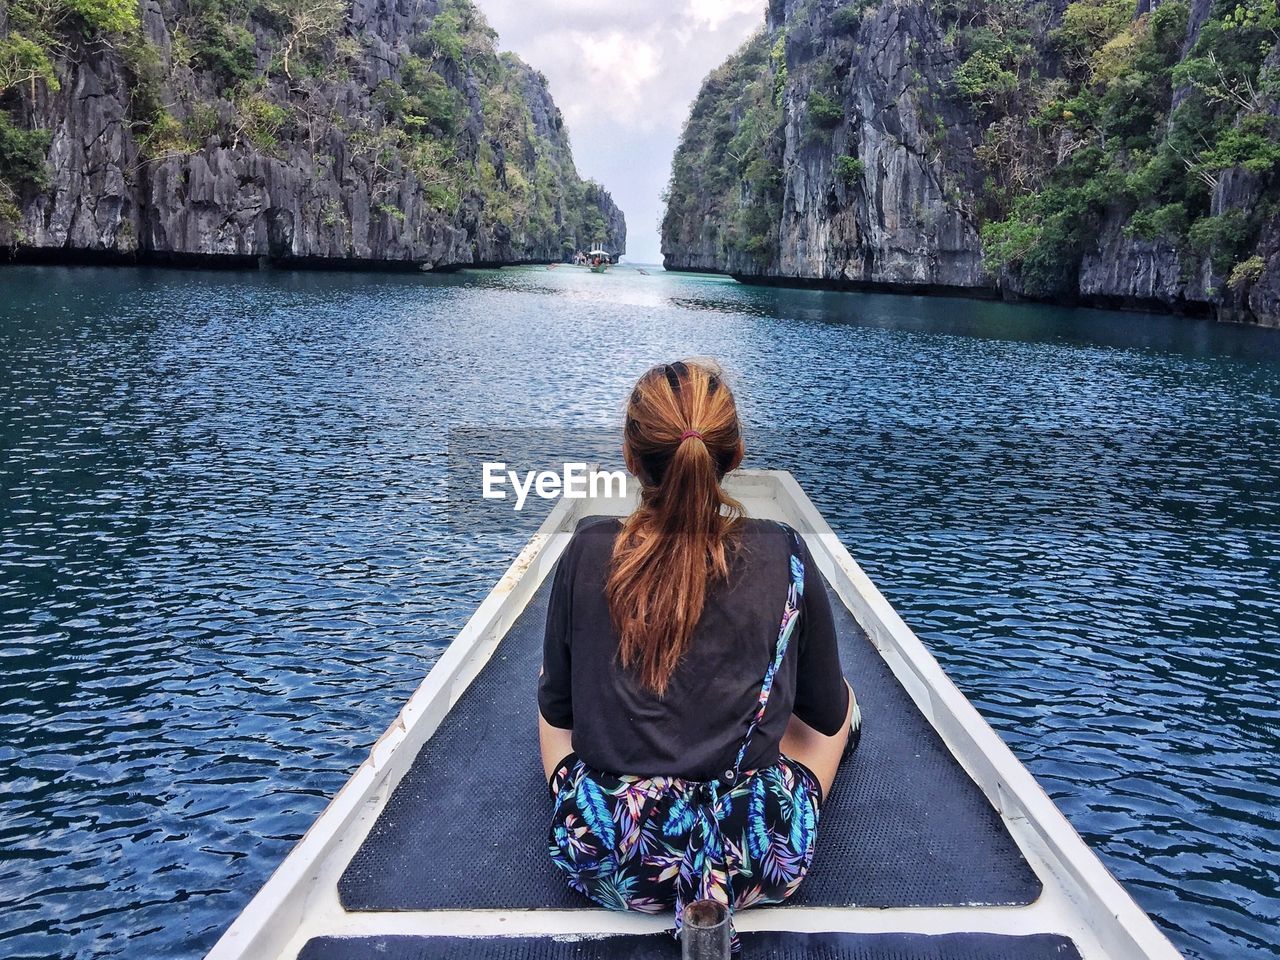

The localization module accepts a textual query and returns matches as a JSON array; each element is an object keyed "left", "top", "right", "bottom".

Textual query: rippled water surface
[{"left": 2, "top": 264, "right": 1278, "bottom": 960}]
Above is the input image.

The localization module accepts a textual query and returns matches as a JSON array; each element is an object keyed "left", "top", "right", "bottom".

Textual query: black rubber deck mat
[
  {"left": 338, "top": 522, "right": 1042, "bottom": 910},
  {"left": 299, "top": 932, "right": 1081, "bottom": 960}
]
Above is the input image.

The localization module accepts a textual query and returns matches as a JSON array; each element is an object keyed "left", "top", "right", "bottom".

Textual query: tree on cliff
[{"left": 264, "top": 0, "right": 345, "bottom": 79}]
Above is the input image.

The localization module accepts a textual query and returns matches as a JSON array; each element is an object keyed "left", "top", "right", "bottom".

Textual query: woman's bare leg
[
  {"left": 779, "top": 680, "right": 855, "bottom": 801},
  {"left": 539, "top": 713, "right": 574, "bottom": 784}
]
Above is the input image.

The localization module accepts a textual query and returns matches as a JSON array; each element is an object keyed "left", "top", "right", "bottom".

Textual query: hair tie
[{"left": 679, "top": 429, "right": 704, "bottom": 443}]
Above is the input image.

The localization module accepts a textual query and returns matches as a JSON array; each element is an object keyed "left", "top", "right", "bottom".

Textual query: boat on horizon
[{"left": 205, "top": 470, "right": 1183, "bottom": 960}]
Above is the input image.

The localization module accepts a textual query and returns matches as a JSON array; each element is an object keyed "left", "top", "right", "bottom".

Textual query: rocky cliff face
[
  {"left": 662, "top": 0, "right": 1279, "bottom": 325},
  {"left": 0, "top": 0, "right": 624, "bottom": 268}
]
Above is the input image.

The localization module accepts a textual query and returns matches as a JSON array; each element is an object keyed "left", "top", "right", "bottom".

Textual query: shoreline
[
  {"left": 661, "top": 264, "right": 1269, "bottom": 327},
  {"left": 4, "top": 250, "right": 1273, "bottom": 329},
  {"left": 0, "top": 246, "right": 575, "bottom": 274}
]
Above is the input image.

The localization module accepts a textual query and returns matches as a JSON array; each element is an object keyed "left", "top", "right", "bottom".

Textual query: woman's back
[{"left": 539, "top": 516, "right": 848, "bottom": 782}]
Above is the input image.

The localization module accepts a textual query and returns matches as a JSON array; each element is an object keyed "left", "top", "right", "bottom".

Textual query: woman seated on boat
[{"left": 539, "top": 359, "right": 861, "bottom": 943}]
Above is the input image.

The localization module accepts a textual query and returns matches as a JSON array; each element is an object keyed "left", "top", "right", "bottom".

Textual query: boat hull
[{"left": 206, "top": 471, "right": 1181, "bottom": 960}]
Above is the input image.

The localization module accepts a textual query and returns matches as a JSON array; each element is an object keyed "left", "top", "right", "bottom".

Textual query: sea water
[{"left": 1, "top": 264, "right": 1277, "bottom": 959}]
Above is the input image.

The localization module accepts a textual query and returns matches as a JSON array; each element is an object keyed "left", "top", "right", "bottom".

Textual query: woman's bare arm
[
  {"left": 539, "top": 712, "right": 574, "bottom": 784},
  {"left": 780, "top": 679, "right": 854, "bottom": 801}
]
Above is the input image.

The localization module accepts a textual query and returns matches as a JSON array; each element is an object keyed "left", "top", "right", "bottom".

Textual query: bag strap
[
  {"left": 671, "top": 525, "right": 807, "bottom": 951},
  {"left": 726, "top": 523, "right": 805, "bottom": 782}
]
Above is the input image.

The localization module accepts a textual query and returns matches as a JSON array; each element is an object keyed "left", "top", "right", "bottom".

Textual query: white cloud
[
  {"left": 482, "top": 0, "right": 763, "bottom": 262},
  {"left": 560, "top": 31, "right": 662, "bottom": 129},
  {"left": 687, "top": 0, "right": 762, "bottom": 29}
]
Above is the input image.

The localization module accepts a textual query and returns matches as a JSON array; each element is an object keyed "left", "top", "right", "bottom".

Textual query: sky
[{"left": 484, "top": 0, "right": 764, "bottom": 263}]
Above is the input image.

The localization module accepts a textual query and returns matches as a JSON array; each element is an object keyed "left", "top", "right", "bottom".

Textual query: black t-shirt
[{"left": 538, "top": 516, "right": 849, "bottom": 781}]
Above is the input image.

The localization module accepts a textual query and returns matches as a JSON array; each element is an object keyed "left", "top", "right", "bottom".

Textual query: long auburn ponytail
[{"left": 606, "top": 360, "right": 745, "bottom": 696}]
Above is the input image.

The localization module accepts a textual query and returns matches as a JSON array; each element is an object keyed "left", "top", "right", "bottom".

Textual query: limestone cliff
[
  {"left": 0, "top": 0, "right": 625, "bottom": 268},
  {"left": 662, "top": 0, "right": 1279, "bottom": 325}
]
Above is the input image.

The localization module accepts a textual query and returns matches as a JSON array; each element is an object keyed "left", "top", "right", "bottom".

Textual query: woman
[{"left": 539, "top": 360, "right": 860, "bottom": 943}]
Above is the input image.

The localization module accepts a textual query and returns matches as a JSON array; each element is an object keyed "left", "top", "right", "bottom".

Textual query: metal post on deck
[{"left": 680, "top": 899, "right": 731, "bottom": 960}]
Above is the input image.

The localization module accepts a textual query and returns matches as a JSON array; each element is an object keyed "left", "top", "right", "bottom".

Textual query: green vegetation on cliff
[
  {"left": 662, "top": 30, "right": 786, "bottom": 264},
  {"left": 0, "top": 0, "right": 621, "bottom": 258},
  {"left": 0, "top": 0, "right": 135, "bottom": 218},
  {"left": 973, "top": 0, "right": 1280, "bottom": 297},
  {"left": 663, "top": 0, "right": 1279, "bottom": 322}
]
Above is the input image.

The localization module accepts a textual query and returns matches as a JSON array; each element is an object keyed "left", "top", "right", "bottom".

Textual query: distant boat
[{"left": 587, "top": 248, "right": 612, "bottom": 273}]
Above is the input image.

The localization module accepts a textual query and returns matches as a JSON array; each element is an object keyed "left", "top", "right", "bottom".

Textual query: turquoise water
[{"left": 1, "top": 264, "right": 1278, "bottom": 959}]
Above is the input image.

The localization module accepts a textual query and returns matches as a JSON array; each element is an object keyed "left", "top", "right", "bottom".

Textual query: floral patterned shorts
[{"left": 547, "top": 752, "right": 822, "bottom": 924}]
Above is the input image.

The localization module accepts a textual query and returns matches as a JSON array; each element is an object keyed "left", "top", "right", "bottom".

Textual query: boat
[
  {"left": 587, "top": 249, "right": 612, "bottom": 273},
  {"left": 206, "top": 470, "right": 1183, "bottom": 960}
]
